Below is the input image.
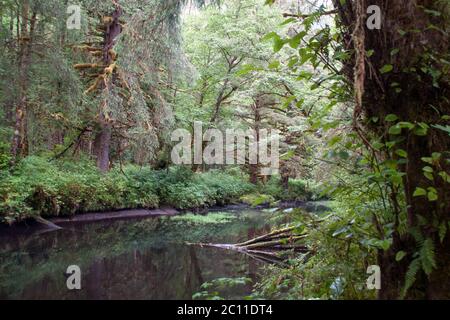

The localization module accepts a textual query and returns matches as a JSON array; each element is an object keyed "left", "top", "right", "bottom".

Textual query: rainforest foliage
[{"left": 0, "top": 0, "right": 449, "bottom": 299}]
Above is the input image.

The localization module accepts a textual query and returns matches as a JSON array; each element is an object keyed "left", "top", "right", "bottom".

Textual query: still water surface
[{"left": 0, "top": 209, "right": 278, "bottom": 300}]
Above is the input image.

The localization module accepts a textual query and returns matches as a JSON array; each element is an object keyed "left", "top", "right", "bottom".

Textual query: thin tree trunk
[{"left": 10, "top": 2, "right": 36, "bottom": 164}]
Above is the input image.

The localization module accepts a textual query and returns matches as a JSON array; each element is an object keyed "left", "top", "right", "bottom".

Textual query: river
[{"left": 0, "top": 204, "right": 326, "bottom": 300}]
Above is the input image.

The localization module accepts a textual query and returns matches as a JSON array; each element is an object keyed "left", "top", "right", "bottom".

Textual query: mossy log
[
  {"left": 187, "top": 226, "right": 308, "bottom": 264},
  {"left": 74, "top": 63, "right": 105, "bottom": 70},
  {"left": 235, "top": 226, "right": 295, "bottom": 247}
]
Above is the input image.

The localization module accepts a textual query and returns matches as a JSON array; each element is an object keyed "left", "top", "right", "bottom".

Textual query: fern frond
[
  {"left": 401, "top": 258, "right": 421, "bottom": 299},
  {"left": 420, "top": 238, "right": 436, "bottom": 276},
  {"left": 409, "top": 226, "right": 424, "bottom": 244}
]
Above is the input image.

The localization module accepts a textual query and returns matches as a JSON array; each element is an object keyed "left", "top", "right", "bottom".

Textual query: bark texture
[
  {"left": 333, "top": 0, "right": 450, "bottom": 299},
  {"left": 10, "top": 1, "right": 36, "bottom": 164}
]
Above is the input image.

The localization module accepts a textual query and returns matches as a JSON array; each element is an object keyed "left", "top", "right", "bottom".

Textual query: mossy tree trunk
[
  {"left": 334, "top": 0, "right": 450, "bottom": 299},
  {"left": 93, "top": 7, "right": 122, "bottom": 173}
]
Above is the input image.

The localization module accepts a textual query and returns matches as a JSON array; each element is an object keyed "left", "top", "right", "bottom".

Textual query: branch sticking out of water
[{"left": 186, "top": 227, "right": 308, "bottom": 265}]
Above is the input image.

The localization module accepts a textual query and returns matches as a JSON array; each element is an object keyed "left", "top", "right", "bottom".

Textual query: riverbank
[
  {"left": 0, "top": 200, "right": 332, "bottom": 238},
  {"left": 0, "top": 157, "right": 254, "bottom": 224},
  {"left": 0, "top": 156, "right": 325, "bottom": 226}
]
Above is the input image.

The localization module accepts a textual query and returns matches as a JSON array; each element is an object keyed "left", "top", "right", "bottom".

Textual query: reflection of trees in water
[
  {"left": 184, "top": 247, "right": 204, "bottom": 298},
  {"left": 0, "top": 210, "right": 271, "bottom": 299}
]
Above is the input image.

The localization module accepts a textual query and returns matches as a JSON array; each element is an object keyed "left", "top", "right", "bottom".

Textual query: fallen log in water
[{"left": 187, "top": 227, "right": 308, "bottom": 265}]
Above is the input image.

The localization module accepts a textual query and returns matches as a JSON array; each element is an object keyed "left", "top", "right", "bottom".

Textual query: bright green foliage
[
  {"left": 171, "top": 212, "right": 236, "bottom": 225},
  {"left": 193, "top": 277, "right": 252, "bottom": 300},
  {"left": 259, "top": 176, "right": 327, "bottom": 201},
  {"left": 0, "top": 157, "right": 254, "bottom": 223},
  {"left": 156, "top": 168, "right": 255, "bottom": 209},
  {"left": 0, "top": 157, "right": 159, "bottom": 223}
]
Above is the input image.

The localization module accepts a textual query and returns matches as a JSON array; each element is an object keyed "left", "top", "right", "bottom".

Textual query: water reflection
[{"left": 0, "top": 209, "right": 273, "bottom": 300}]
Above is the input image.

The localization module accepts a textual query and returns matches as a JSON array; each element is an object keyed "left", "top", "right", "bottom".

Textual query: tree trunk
[
  {"left": 10, "top": 2, "right": 36, "bottom": 164},
  {"left": 334, "top": 0, "right": 450, "bottom": 299},
  {"left": 92, "top": 6, "right": 123, "bottom": 172},
  {"left": 94, "top": 115, "right": 112, "bottom": 172}
]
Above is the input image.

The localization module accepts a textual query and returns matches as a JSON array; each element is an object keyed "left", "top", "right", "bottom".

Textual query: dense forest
[{"left": 0, "top": 0, "right": 449, "bottom": 300}]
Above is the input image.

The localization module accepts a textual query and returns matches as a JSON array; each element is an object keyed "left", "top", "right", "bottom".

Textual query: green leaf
[
  {"left": 389, "top": 125, "right": 402, "bottom": 135},
  {"left": 280, "top": 17, "right": 296, "bottom": 26},
  {"left": 414, "top": 123, "right": 429, "bottom": 136},
  {"left": 420, "top": 238, "right": 436, "bottom": 275},
  {"left": 397, "top": 122, "right": 415, "bottom": 130},
  {"left": 432, "top": 124, "right": 450, "bottom": 136},
  {"left": 424, "top": 172, "right": 434, "bottom": 181},
  {"left": 395, "top": 149, "right": 408, "bottom": 158},
  {"left": 401, "top": 258, "right": 420, "bottom": 298},
  {"left": 423, "top": 166, "right": 433, "bottom": 173},
  {"left": 396, "top": 251, "right": 407, "bottom": 262},
  {"left": 372, "top": 141, "right": 384, "bottom": 150},
  {"left": 427, "top": 189, "right": 438, "bottom": 201},
  {"left": 385, "top": 114, "right": 398, "bottom": 122},
  {"left": 386, "top": 141, "right": 396, "bottom": 149},
  {"left": 380, "top": 64, "right": 394, "bottom": 74},
  {"left": 428, "top": 187, "right": 439, "bottom": 202},
  {"left": 431, "top": 152, "right": 442, "bottom": 160},
  {"left": 268, "top": 60, "right": 280, "bottom": 69},
  {"left": 273, "top": 38, "right": 285, "bottom": 52},
  {"left": 390, "top": 48, "right": 400, "bottom": 56},
  {"left": 289, "top": 31, "right": 307, "bottom": 48},
  {"left": 236, "top": 64, "right": 258, "bottom": 76},
  {"left": 438, "top": 171, "right": 450, "bottom": 183},
  {"left": 413, "top": 187, "right": 427, "bottom": 197},
  {"left": 261, "top": 31, "right": 278, "bottom": 42}
]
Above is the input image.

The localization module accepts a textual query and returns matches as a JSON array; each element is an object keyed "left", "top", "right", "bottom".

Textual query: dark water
[{"left": 0, "top": 209, "right": 280, "bottom": 300}]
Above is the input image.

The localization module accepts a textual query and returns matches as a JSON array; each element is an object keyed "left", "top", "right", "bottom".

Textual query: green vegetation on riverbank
[{"left": 0, "top": 156, "right": 323, "bottom": 224}]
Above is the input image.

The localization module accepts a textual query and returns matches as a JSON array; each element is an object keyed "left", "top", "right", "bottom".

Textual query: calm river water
[{"left": 0, "top": 208, "right": 281, "bottom": 300}]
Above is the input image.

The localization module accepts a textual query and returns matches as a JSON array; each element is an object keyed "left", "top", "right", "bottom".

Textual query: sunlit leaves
[
  {"left": 236, "top": 64, "right": 260, "bottom": 76},
  {"left": 413, "top": 187, "right": 438, "bottom": 201},
  {"left": 388, "top": 124, "right": 402, "bottom": 135},
  {"left": 413, "top": 187, "right": 427, "bottom": 197},
  {"left": 273, "top": 37, "right": 286, "bottom": 52}
]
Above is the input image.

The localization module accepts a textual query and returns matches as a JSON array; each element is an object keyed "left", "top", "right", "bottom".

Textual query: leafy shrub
[
  {"left": 260, "top": 176, "right": 327, "bottom": 201},
  {"left": 0, "top": 141, "right": 10, "bottom": 171},
  {"left": 193, "top": 277, "right": 252, "bottom": 300},
  {"left": 240, "top": 193, "right": 276, "bottom": 207},
  {"left": 199, "top": 170, "right": 255, "bottom": 205},
  {"left": 155, "top": 168, "right": 254, "bottom": 209},
  {"left": 0, "top": 158, "right": 253, "bottom": 223},
  {"left": 0, "top": 157, "right": 160, "bottom": 223}
]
